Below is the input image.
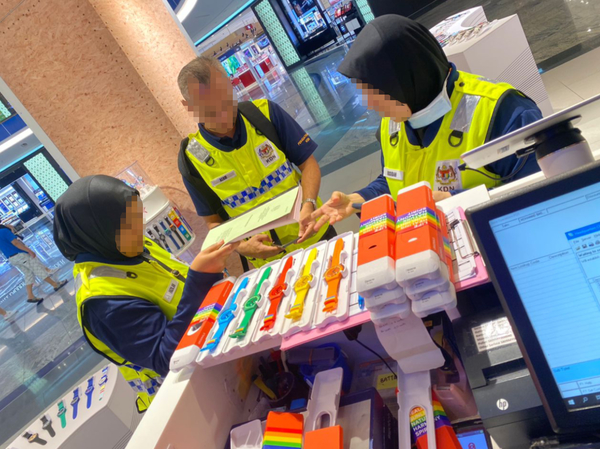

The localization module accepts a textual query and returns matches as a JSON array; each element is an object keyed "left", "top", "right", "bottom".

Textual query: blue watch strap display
[
  {"left": 85, "top": 377, "right": 94, "bottom": 409},
  {"left": 71, "top": 388, "right": 80, "bottom": 420}
]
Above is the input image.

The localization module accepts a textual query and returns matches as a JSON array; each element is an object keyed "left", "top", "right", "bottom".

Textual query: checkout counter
[{"left": 121, "top": 94, "right": 600, "bottom": 449}]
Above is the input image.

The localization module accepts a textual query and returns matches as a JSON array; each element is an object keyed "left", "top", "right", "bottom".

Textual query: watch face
[
  {"left": 71, "top": 396, "right": 80, "bottom": 406},
  {"left": 100, "top": 375, "right": 108, "bottom": 384},
  {"left": 57, "top": 408, "right": 66, "bottom": 417},
  {"left": 28, "top": 433, "right": 38, "bottom": 442},
  {"left": 294, "top": 274, "right": 313, "bottom": 290},
  {"left": 85, "top": 386, "right": 94, "bottom": 395},
  {"left": 244, "top": 295, "right": 260, "bottom": 311},
  {"left": 324, "top": 264, "right": 344, "bottom": 281},
  {"left": 268, "top": 284, "right": 287, "bottom": 300}
]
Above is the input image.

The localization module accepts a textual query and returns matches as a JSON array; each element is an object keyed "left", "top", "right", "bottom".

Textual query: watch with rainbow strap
[
  {"left": 230, "top": 267, "right": 272, "bottom": 339},
  {"left": 261, "top": 257, "right": 294, "bottom": 331},
  {"left": 286, "top": 248, "right": 318, "bottom": 321},
  {"left": 323, "top": 238, "right": 345, "bottom": 313}
]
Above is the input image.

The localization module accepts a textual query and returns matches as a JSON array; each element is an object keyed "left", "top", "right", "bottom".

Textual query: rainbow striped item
[
  {"left": 262, "top": 412, "right": 304, "bottom": 449},
  {"left": 359, "top": 213, "right": 396, "bottom": 237},
  {"left": 193, "top": 304, "right": 222, "bottom": 326},
  {"left": 396, "top": 207, "right": 439, "bottom": 234}
]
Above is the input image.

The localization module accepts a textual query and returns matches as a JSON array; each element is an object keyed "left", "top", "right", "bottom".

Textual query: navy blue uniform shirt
[
  {"left": 356, "top": 65, "right": 543, "bottom": 202},
  {"left": 183, "top": 100, "right": 318, "bottom": 216},
  {"left": 77, "top": 252, "right": 223, "bottom": 376}
]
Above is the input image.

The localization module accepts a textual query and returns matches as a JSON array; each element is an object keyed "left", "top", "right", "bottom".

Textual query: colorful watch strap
[
  {"left": 71, "top": 388, "right": 80, "bottom": 420},
  {"left": 202, "top": 277, "right": 249, "bottom": 351},
  {"left": 160, "top": 221, "right": 180, "bottom": 250},
  {"left": 331, "top": 238, "right": 344, "bottom": 267},
  {"left": 286, "top": 248, "right": 318, "bottom": 320},
  {"left": 261, "top": 257, "right": 294, "bottom": 331},
  {"left": 231, "top": 267, "right": 272, "bottom": 339},
  {"left": 168, "top": 210, "right": 192, "bottom": 240},
  {"left": 303, "top": 248, "right": 318, "bottom": 277},
  {"left": 57, "top": 401, "right": 67, "bottom": 428},
  {"left": 165, "top": 216, "right": 185, "bottom": 245},
  {"left": 85, "top": 377, "right": 94, "bottom": 409}
]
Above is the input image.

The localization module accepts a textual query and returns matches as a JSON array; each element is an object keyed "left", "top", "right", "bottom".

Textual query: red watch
[
  {"left": 261, "top": 257, "right": 294, "bottom": 331},
  {"left": 323, "top": 238, "right": 345, "bottom": 313}
]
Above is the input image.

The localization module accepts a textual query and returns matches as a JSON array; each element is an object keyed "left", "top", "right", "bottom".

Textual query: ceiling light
[
  {"left": 176, "top": 0, "right": 198, "bottom": 22},
  {"left": 0, "top": 127, "right": 33, "bottom": 154}
]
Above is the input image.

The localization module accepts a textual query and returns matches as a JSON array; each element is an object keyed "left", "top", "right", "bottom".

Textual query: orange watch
[
  {"left": 323, "top": 239, "right": 345, "bottom": 313},
  {"left": 261, "top": 257, "right": 294, "bottom": 331}
]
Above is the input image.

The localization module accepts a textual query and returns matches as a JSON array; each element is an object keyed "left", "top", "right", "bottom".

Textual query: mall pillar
[{"left": 0, "top": 0, "right": 241, "bottom": 270}]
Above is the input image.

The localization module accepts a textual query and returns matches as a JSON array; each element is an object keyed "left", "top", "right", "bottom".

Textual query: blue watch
[
  {"left": 85, "top": 377, "right": 94, "bottom": 409},
  {"left": 71, "top": 388, "right": 80, "bottom": 420}
]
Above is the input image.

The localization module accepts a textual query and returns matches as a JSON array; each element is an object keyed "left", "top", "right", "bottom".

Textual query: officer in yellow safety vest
[
  {"left": 53, "top": 175, "right": 237, "bottom": 412},
  {"left": 177, "top": 56, "right": 335, "bottom": 269},
  {"left": 312, "top": 15, "right": 543, "bottom": 229}
]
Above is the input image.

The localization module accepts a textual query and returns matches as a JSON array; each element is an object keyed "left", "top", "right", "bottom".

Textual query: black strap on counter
[{"left": 238, "top": 101, "right": 283, "bottom": 151}]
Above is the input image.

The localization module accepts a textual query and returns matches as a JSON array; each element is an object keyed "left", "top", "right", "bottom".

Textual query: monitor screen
[
  {"left": 490, "top": 181, "right": 600, "bottom": 411},
  {"left": 457, "top": 428, "right": 491, "bottom": 449}
]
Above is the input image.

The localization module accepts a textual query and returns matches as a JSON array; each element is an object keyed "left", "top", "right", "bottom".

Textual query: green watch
[
  {"left": 230, "top": 267, "right": 272, "bottom": 339},
  {"left": 57, "top": 400, "right": 67, "bottom": 428}
]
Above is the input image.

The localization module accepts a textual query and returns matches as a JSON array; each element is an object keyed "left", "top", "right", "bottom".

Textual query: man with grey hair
[{"left": 177, "top": 56, "right": 334, "bottom": 269}]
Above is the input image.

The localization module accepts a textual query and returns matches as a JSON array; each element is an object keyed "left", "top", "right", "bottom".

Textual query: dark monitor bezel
[{"left": 466, "top": 160, "right": 600, "bottom": 434}]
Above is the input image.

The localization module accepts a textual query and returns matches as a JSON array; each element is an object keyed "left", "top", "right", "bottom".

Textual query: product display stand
[
  {"left": 253, "top": 249, "right": 303, "bottom": 344},
  {"left": 313, "top": 232, "right": 354, "bottom": 328},
  {"left": 282, "top": 241, "right": 328, "bottom": 337},
  {"left": 7, "top": 365, "right": 140, "bottom": 449}
]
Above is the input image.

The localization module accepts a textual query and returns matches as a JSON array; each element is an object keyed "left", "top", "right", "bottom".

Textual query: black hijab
[
  {"left": 338, "top": 15, "right": 450, "bottom": 114},
  {"left": 53, "top": 175, "right": 140, "bottom": 261}
]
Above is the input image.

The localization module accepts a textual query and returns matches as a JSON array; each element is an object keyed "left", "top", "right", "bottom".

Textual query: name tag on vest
[
  {"left": 384, "top": 167, "right": 404, "bottom": 180},
  {"left": 164, "top": 279, "right": 179, "bottom": 303},
  {"left": 211, "top": 170, "right": 237, "bottom": 187}
]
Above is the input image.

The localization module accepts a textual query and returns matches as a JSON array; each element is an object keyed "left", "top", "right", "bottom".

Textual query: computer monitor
[{"left": 466, "top": 160, "right": 600, "bottom": 434}]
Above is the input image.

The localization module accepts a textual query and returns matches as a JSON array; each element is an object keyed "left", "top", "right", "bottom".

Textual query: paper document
[{"left": 201, "top": 186, "right": 302, "bottom": 250}]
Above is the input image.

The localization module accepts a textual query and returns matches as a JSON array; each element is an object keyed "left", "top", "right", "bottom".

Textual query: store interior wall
[{"left": 0, "top": 0, "right": 243, "bottom": 273}]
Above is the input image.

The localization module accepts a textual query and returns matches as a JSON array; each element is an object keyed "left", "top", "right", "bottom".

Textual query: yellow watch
[
  {"left": 286, "top": 248, "right": 318, "bottom": 321},
  {"left": 323, "top": 239, "right": 345, "bottom": 313}
]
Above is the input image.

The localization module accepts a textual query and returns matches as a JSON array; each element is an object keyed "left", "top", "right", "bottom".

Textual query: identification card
[
  {"left": 255, "top": 141, "right": 279, "bottom": 167},
  {"left": 211, "top": 170, "right": 237, "bottom": 187},
  {"left": 164, "top": 279, "right": 179, "bottom": 303},
  {"left": 383, "top": 167, "right": 403, "bottom": 180}
]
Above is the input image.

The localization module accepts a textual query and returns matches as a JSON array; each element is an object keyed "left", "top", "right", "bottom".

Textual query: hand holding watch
[
  {"left": 286, "top": 248, "right": 318, "bottom": 321},
  {"left": 323, "top": 238, "right": 346, "bottom": 313},
  {"left": 230, "top": 267, "right": 272, "bottom": 339},
  {"left": 202, "top": 278, "right": 249, "bottom": 352},
  {"left": 261, "top": 257, "right": 294, "bottom": 331}
]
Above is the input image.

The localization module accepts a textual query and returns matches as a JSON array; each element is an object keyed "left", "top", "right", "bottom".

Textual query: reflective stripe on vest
[
  {"left": 381, "top": 71, "right": 516, "bottom": 196},
  {"left": 74, "top": 239, "right": 188, "bottom": 411},
  {"left": 186, "top": 99, "right": 328, "bottom": 267}
]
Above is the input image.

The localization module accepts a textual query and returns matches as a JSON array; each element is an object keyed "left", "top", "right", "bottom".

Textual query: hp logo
[{"left": 497, "top": 398, "right": 509, "bottom": 411}]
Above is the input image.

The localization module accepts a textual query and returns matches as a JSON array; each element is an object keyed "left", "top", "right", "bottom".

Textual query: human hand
[
  {"left": 191, "top": 240, "right": 239, "bottom": 273},
  {"left": 311, "top": 191, "right": 357, "bottom": 231},
  {"left": 432, "top": 191, "right": 452, "bottom": 202},
  {"left": 298, "top": 202, "right": 317, "bottom": 244},
  {"left": 238, "top": 234, "right": 284, "bottom": 260}
]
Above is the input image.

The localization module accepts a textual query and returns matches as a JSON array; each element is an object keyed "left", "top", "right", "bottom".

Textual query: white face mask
[{"left": 408, "top": 74, "right": 452, "bottom": 129}]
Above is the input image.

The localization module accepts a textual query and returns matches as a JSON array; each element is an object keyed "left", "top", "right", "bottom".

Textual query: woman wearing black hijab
[
  {"left": 54, "top": 175, "right": 237, "bottom": 412},
  {"left": 312, "top": 15, "right": 542, "bottom": 227}
]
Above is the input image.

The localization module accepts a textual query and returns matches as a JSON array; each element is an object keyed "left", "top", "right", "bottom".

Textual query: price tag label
[{"left": 377, "top": 373, "right": 398, "bottom": 390}]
